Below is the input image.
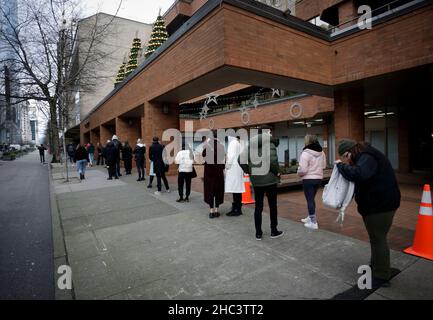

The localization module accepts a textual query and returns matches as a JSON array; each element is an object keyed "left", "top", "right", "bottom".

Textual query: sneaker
[
  {"left": 184, "top": 198, "right": 190, "bottom": 203},
  {"left": 209, "top": 213, "right": 215, "bottom": 219},
  {"left": 256, "top": 233, "right": 263, "bottom": 241},
  {"left": 270, "top": 230, "right": 284, "bottom": 239},
  {"left": 147, "top": 185, "right": 152, "bottom": 189},
  {"left": 301, "top": 216, "right": 311, "bottom": 223},
  {"left": 176, "top": 198, "right": 184, "bottom": 203},
  {"left": 154, "top": 191, "right": 161, "bottom": 195},
  {"left": 304, "top": 221, "right": 319, "bottom": 230},
  {"left": 166, "top": 189, "right": 170, "bottom": 193}
]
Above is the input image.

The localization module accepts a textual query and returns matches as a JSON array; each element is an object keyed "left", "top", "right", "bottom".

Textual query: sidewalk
[{"left": 51, "top": 165, "right": 433, "bottom": 300}]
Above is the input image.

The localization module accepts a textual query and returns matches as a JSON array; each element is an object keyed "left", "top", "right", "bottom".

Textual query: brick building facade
[{"left": 80, "top": 0, "right": 433, "bottom": 175}]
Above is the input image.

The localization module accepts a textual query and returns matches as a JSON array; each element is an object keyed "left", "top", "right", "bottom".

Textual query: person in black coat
[
  {"left": 74, "top": 144, "right": 89, "bottom": 180},
  {"left": 104, "top": 140, "right": 119, "bottom": 180},
  {"left": 149, "top": 136, "right": 170, "bottom": 193},
  {"left": 202, "top": 137, "right": 225, "bottom": 219},
  {"left": 38, "top": 144, "right": 47, "bottom": 163},
  {"left": 112, "top": 135, "right": 123, "bottom": 177},
  {"left": 133, "top": 139, "right": 146, "bottom": 181},
  {"left": 337, "top": 139, "right": 401, "bottom": 287},
  {"left": 122, "top": 141, "right": 133, "bottom": 175}
]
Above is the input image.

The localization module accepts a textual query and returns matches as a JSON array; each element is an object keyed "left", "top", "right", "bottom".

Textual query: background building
[
  {"left": 80, "top": 0, "right": 433, "bottom": 178},
  {"left": 65, "top": 13, "right": 152, "bottom": 143},
  {"left": 0, "top": 0, "right": 24, "bottom": 145}
]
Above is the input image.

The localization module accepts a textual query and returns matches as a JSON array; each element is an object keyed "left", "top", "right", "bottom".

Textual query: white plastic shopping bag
[{"left": 322, "top": 165, "right": 355, "bottom": 225}]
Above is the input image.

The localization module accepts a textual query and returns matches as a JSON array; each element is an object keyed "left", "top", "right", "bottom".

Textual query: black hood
[{"left": 304, "top": 141, "right": 323, "bottom": 152}]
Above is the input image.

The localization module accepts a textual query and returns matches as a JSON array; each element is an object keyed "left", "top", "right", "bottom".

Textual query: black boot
[{"left": 226, "top": 203, "right": 236, "bottom": 216}]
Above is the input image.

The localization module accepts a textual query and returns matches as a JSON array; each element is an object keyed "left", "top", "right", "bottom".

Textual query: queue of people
[{"left": 71, "top": 130, "right": 399, "bottom": 288}]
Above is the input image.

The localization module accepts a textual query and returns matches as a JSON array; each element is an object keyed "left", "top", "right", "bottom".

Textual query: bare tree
[{"left": 0, "top": 0, "right": 122, "bottom": 162}]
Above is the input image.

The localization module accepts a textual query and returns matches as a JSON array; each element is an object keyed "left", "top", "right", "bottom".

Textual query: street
[{"left": 0, "top": 151, "right": 54, "bottom": 299}]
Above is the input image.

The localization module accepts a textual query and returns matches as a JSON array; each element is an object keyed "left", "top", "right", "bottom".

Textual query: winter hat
[
  {"left": 112, "top": 135, "right": 118, "bottom": 140},
  {"left": 338, "top": 139, "right": 357, "bottom": 156}
]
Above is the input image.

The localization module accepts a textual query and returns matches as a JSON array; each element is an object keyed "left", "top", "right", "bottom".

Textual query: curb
[{"left": 48, "top": 159, "right": 75, "bottom": 300}]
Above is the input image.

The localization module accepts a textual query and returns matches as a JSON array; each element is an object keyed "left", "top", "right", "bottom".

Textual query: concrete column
[
  {"left": 144, "top": 102, "right": 180, "bottom": 175},
  {"left": 334, "top": 87, "right": 365, "bottom": 158}
]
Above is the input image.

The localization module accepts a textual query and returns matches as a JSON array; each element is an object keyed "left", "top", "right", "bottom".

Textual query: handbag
[{"left": 191, "top": 167, "right": 197, "bottom": 178}]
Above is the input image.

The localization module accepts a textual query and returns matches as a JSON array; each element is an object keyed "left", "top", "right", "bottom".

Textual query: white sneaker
[
  {"left": 304, "top": 221, "right": 319, "bottom": 230},
  {"left": 301, "top": 216, "right": 311, "bottom": 223},
  {"left": 154, "top": 191, "right": 161, "bottom": 195},
  {"left": 166, "top": 189, "right": 170, "bottom": 193}
]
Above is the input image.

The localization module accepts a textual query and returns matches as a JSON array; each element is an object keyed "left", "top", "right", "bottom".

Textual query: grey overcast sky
[{"left": 83, "top": 0, "right": 176, "bottom": 24}]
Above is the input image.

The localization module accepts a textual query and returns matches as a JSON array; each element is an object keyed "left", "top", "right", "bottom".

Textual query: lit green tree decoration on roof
[
  {"left": 114, "top": 62, "right": 127, "bottom": 87},
  {"left": 145, "top": 10, "right": 168, "bottom": 59},
  {"left": 125, "top": 35, "right": 142, "bottom": 77}
]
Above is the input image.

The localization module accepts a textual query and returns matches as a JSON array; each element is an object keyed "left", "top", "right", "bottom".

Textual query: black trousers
[
  {"left": 148, "top": 175, "right": 154, "bottom": 186},
  {"left": 156, "top": 172, "right": 169, "bottom": 192},
  {"left": 178, "top": 172, "right": 192, "bottom": 199},
  {"left": 253, "top": 184, "right": 278, "bottom": 235},
  {"left": 107, "top": 164, "right": 116, "bottom": 179},
  {"left": 124, "top": 158, "right": 132, "bottom": 174},
  {"left": 97, "top": 155, "right": 104, "bottom": 165},
  {"left": 39, "top": 153, "right": 45, "bottom": 163},
  {"left": 136, "top": 160, "right": 145, "bottom": 179},
  {"left": 233, "top": 193, "right": 243, "bottom": 212}
]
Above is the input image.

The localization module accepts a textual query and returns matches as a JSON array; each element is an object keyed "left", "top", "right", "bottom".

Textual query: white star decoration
[
  {"left": 199, "top": 102, "right": 210, "bottom": 120},
  {"left": 271, "top": 88, "right": 280, "bottom": 98},
  {"left": 205, "top": 93, "right": 219, "bottom": 105},
  {"left": 252, "top": 95, "right": 259, "bottom": 108}
]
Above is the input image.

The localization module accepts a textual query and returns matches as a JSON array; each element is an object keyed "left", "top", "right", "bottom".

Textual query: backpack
[{"left": 322, "top": 165, "right": 355, "bottom": 225}]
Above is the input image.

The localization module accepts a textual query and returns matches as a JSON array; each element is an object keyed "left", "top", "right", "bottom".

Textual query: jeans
[
  {"left": 76, "top": 160, "right": 87, "bottom": 175},
  {"left": 253, "top": 184, "right": 278, "bottom": 235},
  {"left": 88, "top": 153, "right": 94, "bottom": 165},
  {"left": 116, "top": 160, "right": 121, "bottom": 176},
  {"left": 178, "top": 172, "right": 192, "bottom": 199},
  {"left": 39, "top": 153, "right": 45, "bottom": 163},
  {"left": 363, "top": 211, "right": 395, "bottom": 280},
  {"left": 302, "top": 179, "right": 322, "bottom": 223},
  {"left": 156, "top": 172, "right": 169, "bottom": 192},
  {"left": 68, "top": 154, "right": 74, "bottom": 164}
]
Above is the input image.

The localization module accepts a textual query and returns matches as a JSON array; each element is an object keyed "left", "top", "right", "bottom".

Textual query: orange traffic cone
[
  {"left": 242, "top": 174, "right": 255, "bottom": 205},
  {"left": 404, "top": 184, "right": 433, "bottom": 261}
]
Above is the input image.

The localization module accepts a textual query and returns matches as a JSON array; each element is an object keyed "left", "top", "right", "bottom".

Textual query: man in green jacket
[{"left": 240, "top": 129, "right": 284, "bottom": 240}]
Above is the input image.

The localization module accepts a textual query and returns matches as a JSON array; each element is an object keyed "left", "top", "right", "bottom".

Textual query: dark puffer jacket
[{"left": 337, "top": 145, "right": 401, "bottom": 216}]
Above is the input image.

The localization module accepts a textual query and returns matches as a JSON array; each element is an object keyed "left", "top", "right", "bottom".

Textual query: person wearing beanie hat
[
  {"left": 336, "top": 139, "right": 400, "bottom": 288},
  {"left": 338, "top": 139, "right": 357, "bottom": 157}
]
